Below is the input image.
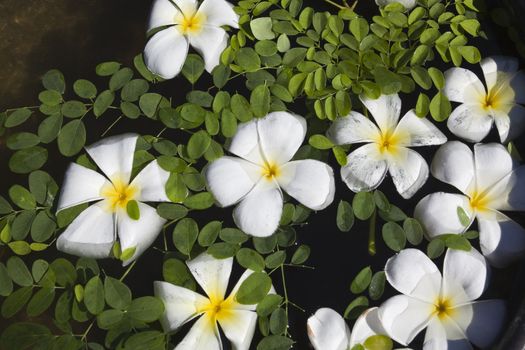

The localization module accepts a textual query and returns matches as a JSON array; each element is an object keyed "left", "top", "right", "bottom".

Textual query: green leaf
[
  {"left": 58, "top": 120, "right": 86, "bottom": 156},
  {"left": 8, "top": 241, "right": 32, "bottom": 255},
  {"left": 251, "top": 17, "right": 275, "bottom": 40},
  {"left": 30, "top": 211, "right": 56, "bottom": 242},
  {"left": 352, "top": 192, "right": 375, "bottom": 220},
  {"left": 84, "top": 276, "right": 105, "bottom": 315},
  {"left": 344, "top": 296, "right": 369, "bottom": 319},
  {"left": 351, "top": 266, "right": 373, "bottom": 294},
  {"left": 373, "top": 190, "right": 390, "bottom": 212},
  {"left": 124, "top": 331, "right": 165, "bottom": 350},
  {"left": 415, "top": 93, "right": 430, "bottom": 117},
  {"left": 457, "top": 206, "right": 471, "bottom": 227},
  {"left": 257, "top": 294, "right": 283, "bottom": 317},
  {"left": 291, "top": 245, "right": 310, "bottom": 265},
  {"left": 74, "top": 79, "right": 97, "bottom": 99},
  {"left": 0, "top": 195, "right": 13, "bottom": 215},
  {"left": 308, "top": 134, "right": 334, "bottom": 150},
  {"left": 429, "top": 92, "right": 451, "bottom": 122},
  {"left": 104, "top": 276, "right": 132, "bottom": 310},
  {"left": 96, "top": 61, "right": 121, "bottom": 76},
  {"left": 427, "top": 238, "right": 445, "bottom": 258},
  {"left": 122, "top": 79, "right": 149, "bottom": 102},
  {"left": 50, "top": 258, "right": 77, "bottom": 287},
  {"left": 251, "top": 85, "right": 271, "bottom": 118},
  {"left": 38, "top": 113, "right": 63, "bottom": 143},
  {"left": 42, "top": 69, "right": 65, "bottom": 93},
  {"left": 93, "top": 90, "right": 115, "bottom": 117},
  {"left": 6, "top": 132, "right": 40, "bottom": 150},
  {"left": 198, "top": 220, "right": 222, "bottom": 247},
  {"left": 9, "top": 147, "right": 48, "bottom": 174},
  {"left": 7, "top": 256, "right": 33, "bottom": 286},
  {"left": 165, "top": 173, "right": 188, "bottom": 202},
  {"left": 428, "top": 68, "right": 445, "bottom": 89},
  {"left": 134, "top": 54, "right": 156, "bottom": 82},
  {"left": 283, "top": 48, "right": 307, "bottom": 67},
  {"left": 26, "top": 287, "right": 55, "bottom": 317},
  {"left": 236, "top": 248, "right": 265, "bottom": 272},
  {"left": 187, "top": 130, "right": 211, "bottom": 159},
  {"left": 5, "top": 108, "right": 32, "bottom": 128},
  {"left": 236, "top": 47, "right": 261, "bottom": 71},
  {"left": 184, "top": 192, "right": 214, "bottom": 210},
  {"left": 458, "top": 46, "right": 481, "bottom": 64},
  {"left": 139, "top": 93, "right": 163, "bottom": 118},
  {"left": 126, "top": 200, "right": 140, "bottom": 220},
  {"left": 0, "top": 262, "right": 13, "bottom": 296},
  {"left": 382, "top": 222, "right": 406, "bottom": 251},
  {"left": 445, "top": 235, "right": 472, "bottom": 251},
  {"left": 127, "top": 296, "right": 165, "bottom": 322},
  {"left": 0, "top": 322, "right": 51, "bottom": 349},
  {"left": 265, "top": 251, "right": 286, "bottom": 269},
  {"left": 9, "top": 185, "right": 36, "bottom": 210},
  {"left": 350, "top": 17, "right": 369, "bottom": 41},
  {"left": 61, "top": 100, "right": 87, "bottom": 119},
  {"left": 368, "top": 271, "right": 386, "bottom": 301},
  {"left": 162, "top": 258, "right": 195, "bottom": 290},
  {"left": 257, "top": 335, "right": 294, "bottom": 350},
  {"left": 172, "top": 218, "right": 199, "bottom": 255},
  {"left": 182, "top": 54, "right": 205, "bottom": 84},
  {"left": 270, "top": 308, "right": 287, "bottom": 335},
  {"left": 363, "top": 335, "right": 394, "bottom": 350},
  {"left": 157, "top": 203, "right": 188, "bottom": 221},
  {"left": 236, "top": 272, "right": 272, "bottom": 305},
  {"left": 460, "top": 19, "right": 480, "bottom": 36},
  {"left": 39, "top": 90, "right": 62, "bottom": 106},
  {"left": 96, "top": 309, "right": 124, "bottom": 330},
  {"left": 109, "top": 67, "right": 133, "bottom": 91},
  {"left": 403, "top": 218, "right": 424, "bottom": 245},
  {"left": 220, "top": 228, "right": 249, "bottom": 245},
  {"left": 1, "top": 287, "right": 33, "bottom": 318},
  {"left": 277, "top": 34, "right": 291, "bottom": 52},
  {"left": 213, "top": 65, "right": 231, "bottom": 89}
]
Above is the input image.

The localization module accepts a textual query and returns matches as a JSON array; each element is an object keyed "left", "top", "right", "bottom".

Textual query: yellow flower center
[
  {"left": 178, "top": 11, "right": 205, "bottom": 34},
  {"left": 468, "top": 191, "right": 491, "bottom": 212},
  {"left": 262, "top": 162, "right": 281, "bottom": 180},
  {"left": 199, "top": 294, "right": 236, "bottom": 325},
  {"left": 375, "top": 131, "right": 402, "bottom": 156},
  {"left": 101, "top": 177, "right": 138, "bottom": 212},
  {"left": 481, "top": 92, "right": 500, "bottom": 111},
  {"left": 433, "top": 297, "right": 454, "bottom": 320}
]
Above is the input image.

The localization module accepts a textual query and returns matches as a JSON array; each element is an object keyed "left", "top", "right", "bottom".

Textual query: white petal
[
  {"left": 473, "top": 143, "right": 515, "bottom": 194},
  {"left": 326, "top": 112, "right": 381, "bottom": 145},
  {"left": 478, "top": 212, "right": 525, "bottom": 267},
  {"left": 277, "top": 160, "right": 335, "bottom": 210},
  {"left": 228, "top": 119, "right": 265, "bottom": 165},
  {"left": 116, "top": 202, "right": 166, "bottom": 265},
  {"left": 423, "top": 317, "right": 472, "bottom": 350},
  {"left": 480, "top": 56, "right": 519, "bottom": 93},
  {"left": 233, "top": 180, "right": 283, "bottom": 237},
  {"left": 452, "top": 300, "right": 506, "bottom": 348},
  {"left": 197, "top": 0, "right": 238, "bottom": 28},
  {"left": 130, "top": 160, "right": 170, "bottom": 203},
  {"left": 493, "top": 103, "right": 525, "bottom": 143},
  {"left": 175, "top": 313, "right": 222, "bottom": 350},
  {"left": 173, "top": 0, "right": 198, "bottom": 17},
  {"left": 486, "top": 165, "right": 525, "bottom": 211},
  {"left": 430, "top": 141, "right": 475, "bottom": 194},
  {"left": 189, "top": 26, "right": 228, "bottom": 73},
  {"left": 444, "top": 68, "right": 486, "bottom": 104},
  {"left": 360, "top": 94, "right": 401, "bottom": 135},
  {"left": 385, "top": 249, "right": 441, "bottom": 303},
  {"left": 340, "top": 144, "right": 388, "bottom": 193},
  {"left": 388, "top": 148, "right": 429, "bottom": 199},
  {"left": 307, "top": 308, "right": 350, "bottom": 350},
  {"left": 257, "top": 112, "right": 307, "bottom": 165},
  {"left": 394, "top": 110, "right": 447, "bottom": 147},
  {"left": 144, "top": 27, "right": 189, "bottom": 80},
  {"left": 56, "top": 202, "right": 115, "bottom": 259},
  {"left": 186, "top": 253, "right": 233, "bottom": 301},
  {"left": 154, "top": 281, "right": 209, "bottom": 332},
  {"left": 349, "top": 307, "right": 387, "bottom": 347},
  {"left": 414, "top": 193, "right": 473, "bottom": 239},
  {"left": 447, "top": 104, "right": 493, "bottom": 143},
  {"left": 85, "top": 134, "right": 138, "bottom": 185},
  {"left": 442, "top": 248, "right": 488, "bottom": 305},
  {"left": 375, "top": 0, "right": 417, "bottom": 9},
  {"left": 378, "top": 295, "right": 433, "bottom": 345},
  {"left": 57, "top": 163, "right": 109, "bottom": 212},
  {"left": 147, "top": 0, "right": 178, "bottom": 31},
  {"left": 205, "top": 156, "right": 261, "bottom": 207},
  {"left": 218, "top": 310, "right": 257, "bottom": 350}
]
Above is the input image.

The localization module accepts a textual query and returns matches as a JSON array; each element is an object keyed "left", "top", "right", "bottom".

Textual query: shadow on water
[{"left": 0, "top": 0, "right": 525, "bottom": 349}]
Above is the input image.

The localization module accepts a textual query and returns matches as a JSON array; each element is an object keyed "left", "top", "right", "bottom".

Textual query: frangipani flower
[
  {"left": 307, "top": 307, "right": 412, "bottom": 350},
  {"left": 379, "top": 248, "right": 505, "bottom": 349},
  {"left": 56, "top": 134, "right": 170, "bottom": 265},
  {"left": 327, "top": 94, "right": 447, "bottom": 199},
  {"left": 375, "top": 0, "right": 417, "bottom": 10},
  {"left": 155, "top": 253, "right": 266, "bottom": 350},
  {"left": 444, "top": 56, "right": 525, "bottom": 142},
  {"left": 205, "top": 112, "right": 335, "bottom": 237},
  {"left": 144, "top": 0, "right": 238, "bottom": 79},
  {"left": 414, "top": 141, "right": 525, "bottom": 267}
]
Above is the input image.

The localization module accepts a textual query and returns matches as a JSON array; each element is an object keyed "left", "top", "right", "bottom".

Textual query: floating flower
[
  {"left": 56, "top": 134, "right": 170, "bottom": 265},
  {"left": 144, "top": 0, "right": 239, "bottom": 79},
  {"left": 379, "top": 248, "right": 505, "bottom": 349},
  {"left": 327, "top": 94, "right": 446, "bottom": 199},
  {"left": 375, "top": 0, "right": 417, "bottom": 9},
  {"left": 414, "top": 141, "right": 525, "bottom": 267},
  {"left": 205, "top": 111, "right": 335, "bottom": 237},
  {"left": 443, "top": 56, "right": 525, "bottom": 142},
  {"left": 307, "top": 307, "right": 412, "bottom": 350},
  {"left": 155, "top": 253, "right": 265, "bottom": 350}
]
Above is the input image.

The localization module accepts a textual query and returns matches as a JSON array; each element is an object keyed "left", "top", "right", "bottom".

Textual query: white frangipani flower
[
  {"left": 414, "top": 141, "right": 525, "bottom": 267},
  {"left": 56, "top": 134, "right": 170, "bottom": 265},
  {"left": 205, "top": 111, "right": 335, "bottom": 237},
  {"left": 307, "top": 307, "right": 412, "bottom": 350},
  {"left": 379, "top": 248, "right": 506, "bottom": 349},
  {"left": 443, "top": 56, "right": 525, "bottom": 142},
  {"left": 327, "top": 94, "right": 447, "bottom": 199},
  {"left": 375, "top": 0, "right": 417, "bottom": 10},
  {"left": 155, "top": 253, "right": 267, "bottom": 350},
  {"left": 144, "top": 0, "right": 239, "bottom": 79}
]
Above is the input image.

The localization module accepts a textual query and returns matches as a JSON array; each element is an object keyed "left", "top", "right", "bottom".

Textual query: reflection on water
[{"left": 0, "top": 0, "right": 524, "bottom": 349}]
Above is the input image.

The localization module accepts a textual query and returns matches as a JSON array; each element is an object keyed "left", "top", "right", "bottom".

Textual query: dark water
[{"left": 0, "top": 0, "right": 524, "bottom": 349}]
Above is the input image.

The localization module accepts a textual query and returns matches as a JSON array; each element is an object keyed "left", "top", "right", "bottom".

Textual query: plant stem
[
  {"left": 323, "top": 0, "right": 346, "bottom": 9},
  {"left": 80, "top": 320, "right": 95, "bottom": 343},
  {"left": 368, "top": 208, "right": 377, "bottom": 256},
  {"left": 101, "top": 115, "right": 123, "bottom": 137},
  {"left": 119, "top": 260, "right": 137, "bottom": 282},
  {"left": 280, "top": 264, "right": 290, "bottom": 337}
]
